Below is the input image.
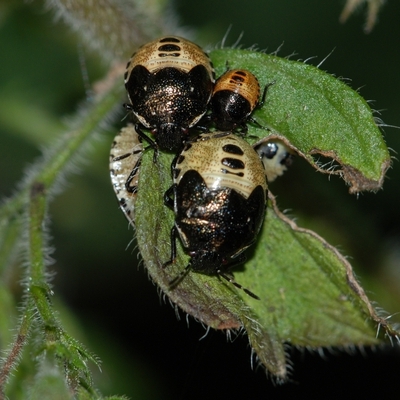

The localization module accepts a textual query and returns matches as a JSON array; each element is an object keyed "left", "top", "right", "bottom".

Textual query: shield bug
[
  {"left": 163, "top": 131, "right": 268, "bottom": 299},
  {"left": 255, "top": 140, "right": 295, "bottom": 182},
  {"left": 124, "top": 36, "right": 215, "bottom": 153},
  {"left": 109, "top": 124, "right": 143, "bottom": 225},
  {"left": 208, "top": 69, "right": 272, "bottom": 132}
]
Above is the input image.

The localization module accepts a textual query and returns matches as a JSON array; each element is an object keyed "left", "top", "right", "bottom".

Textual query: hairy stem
[{"left": 0, "top": 299, "right": 34, "bottom": 395}]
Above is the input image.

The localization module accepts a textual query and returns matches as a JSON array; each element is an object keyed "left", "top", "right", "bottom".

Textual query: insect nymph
[
  {"left": 163, "top": 131, "right": 268, "bottom": 299},
  {"left": 124, "top": 36, "right": 215, "bottom": 153}
]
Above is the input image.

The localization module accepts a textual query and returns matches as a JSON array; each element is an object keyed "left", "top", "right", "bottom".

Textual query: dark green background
[{"left": 1, "top": 0, "right": 399, "bottom": 398}]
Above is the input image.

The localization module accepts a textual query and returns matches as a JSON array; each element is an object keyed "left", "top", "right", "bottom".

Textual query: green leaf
[
  {"left": 133, "top": 48, "right": 398, "bottom": 380},
  {"left": 209, "top": 49, "right": 391, "bottom": 193},
  {"left": 236, "top": 196, "right": 382, "bottom": 378}
]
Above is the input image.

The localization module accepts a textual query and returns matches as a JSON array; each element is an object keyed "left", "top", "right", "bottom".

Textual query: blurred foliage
[
  {"left": 0, "top": 0, "right": 399, "bottom": 399},
  {"left": 339, "top": 0, "right": 386, "bottom": 33}
]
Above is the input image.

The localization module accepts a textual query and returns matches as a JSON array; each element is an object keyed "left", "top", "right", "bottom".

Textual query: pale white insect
[
  {"left": 109, "top": 124, "right": 143, "bottom": 225},
  {"left": 255, "top": 140, "right": 295, "bottom": 182}
]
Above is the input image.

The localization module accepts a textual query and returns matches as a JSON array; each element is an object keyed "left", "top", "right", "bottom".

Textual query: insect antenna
[{"left": 218, "top": 271, "right": 260, "bottom": 300}]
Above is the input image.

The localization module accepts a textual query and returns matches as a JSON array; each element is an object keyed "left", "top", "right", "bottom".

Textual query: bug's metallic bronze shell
[{"left": 123, "top": 37, "right": 215, "bottom": 152}]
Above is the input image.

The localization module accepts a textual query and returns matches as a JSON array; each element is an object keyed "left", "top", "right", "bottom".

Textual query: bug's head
[{"left": 157, "top": 124, "right": 188, "bottom": 152}]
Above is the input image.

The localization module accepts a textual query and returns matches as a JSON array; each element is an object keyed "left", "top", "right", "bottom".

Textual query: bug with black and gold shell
[
  {"left": 124, "top": 36, "right": 215, "bottom": 153},
  {"left": 163, "top": 131, "right": 268, "bottom": 299},
  {"left": 209, "top": 69, "right": 271, "bottom": 132}
]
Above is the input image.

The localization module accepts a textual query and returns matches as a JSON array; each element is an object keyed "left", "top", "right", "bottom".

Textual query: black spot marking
[
  {"left": 158, "top": 44, "right": 181, "bottom": 52},
  {"left": 221, "top": 157, "right": 245, "bottom": 170},
  {"left": 261, "top": 143, "right": 278, "bottom": 159},
  {"left": 231, "top": 75, "right": 245, "bottom": 83},
  {"left": 235, "top": 71, "right": 247, "bottom": 77},
  {"left": 221, "top": 168, "right": 244, "bottom": 177},
  {"left": 183, "top": 142, "right": 193, "bottom": 152},
  {"left": 160, "top": 37, "right": 180, "bottom": 43},
  {"left": 222, "top": 144, "right": 244, "bottom": 155},
  {"left": 176, "top": 155, "right": 185, "bottom": 165},
  {"left": 173, "top": 168, "right": 181, "bottom": 180}
]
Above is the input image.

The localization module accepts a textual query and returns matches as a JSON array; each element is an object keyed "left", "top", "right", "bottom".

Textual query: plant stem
[
  {"left": 0, "top": 75, "right": 125, "bottom": 275},
  {"left": 0, "top": 298, "right": 35, "bottom": 396}
]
